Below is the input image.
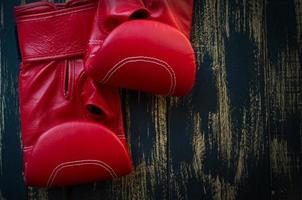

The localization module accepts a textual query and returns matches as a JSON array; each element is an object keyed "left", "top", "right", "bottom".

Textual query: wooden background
[{"left": 0, "top": 0, "right": 301, "bottom": 199}]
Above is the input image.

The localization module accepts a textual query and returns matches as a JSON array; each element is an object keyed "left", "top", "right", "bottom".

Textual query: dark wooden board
[{"left": 0, "top": 0, "right": 301, "bottom": 199}]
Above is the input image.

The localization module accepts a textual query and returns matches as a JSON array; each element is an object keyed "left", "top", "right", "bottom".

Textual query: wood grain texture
[
  {"left": 0, "top": 0, "right": 301, "bottom": 199},
  {"left": 266, "top": 1, "right": 302, "bottom": 199},
  {"left": 0, "top": 0, "right": 26, "bottom": 199}
]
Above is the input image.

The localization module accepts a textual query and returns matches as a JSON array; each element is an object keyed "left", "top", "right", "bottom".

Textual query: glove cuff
[{"left": 15, "top": 0, "right": 97, "bottom": 62}]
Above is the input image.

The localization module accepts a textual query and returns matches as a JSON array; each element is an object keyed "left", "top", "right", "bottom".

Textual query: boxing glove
[
  {"left": 84, "top": 0, "right": 196, "bottom": 96},
  {"left": 15, "top": 0, "right": 132, "bottom": 187}
]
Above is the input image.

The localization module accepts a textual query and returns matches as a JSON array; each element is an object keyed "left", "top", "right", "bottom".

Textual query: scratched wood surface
[{"left": 0, "top": 0, "right": 301, "bottom": 199}]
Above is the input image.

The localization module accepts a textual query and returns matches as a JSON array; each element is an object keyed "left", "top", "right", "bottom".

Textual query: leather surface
[
  {"left": 85, "top": 0, "right": 196, "bottom": 96},
  {"left": 86, "top": 20, "right": 196, "bottom": 96},
  {"left": 144, "top": 0, "right": 194, "bottom": 38},
  {"left": 15, "top": 0, "right": 132, "bottom": 187}
]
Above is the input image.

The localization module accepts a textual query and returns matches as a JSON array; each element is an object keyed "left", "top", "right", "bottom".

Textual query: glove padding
[
  {"left": 84, "top": 0, "right": 196, "bottom": 96},
  {"left": 85, "top": 20, "right": 196, "bottom": 96}
]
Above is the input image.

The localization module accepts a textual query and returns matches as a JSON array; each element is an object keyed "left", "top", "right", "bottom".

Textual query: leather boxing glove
[
  {"left": 84, "top": 0, "right": 196, "bottom": 96},
  {"left": 15, "top": 0, "right": 132, "bottom": 187}
]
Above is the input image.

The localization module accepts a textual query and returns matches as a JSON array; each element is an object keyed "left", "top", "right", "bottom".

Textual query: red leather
[
  {"left": 84, "top": 0, "right": 196, "bottom": 96},
  {"left": 144, "top": 0, "right": 194, "bottom": 38},
  {"left": 15, "top": 0, "right": 132, "bottom": 187}
]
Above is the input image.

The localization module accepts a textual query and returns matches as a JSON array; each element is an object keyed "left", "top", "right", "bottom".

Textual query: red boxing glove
[
  {"left": 84, "top": 0, "right": 196, "bottom": 96},
  {"left": 15, "top": 0, "right": 132, "bottom": 187}
]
